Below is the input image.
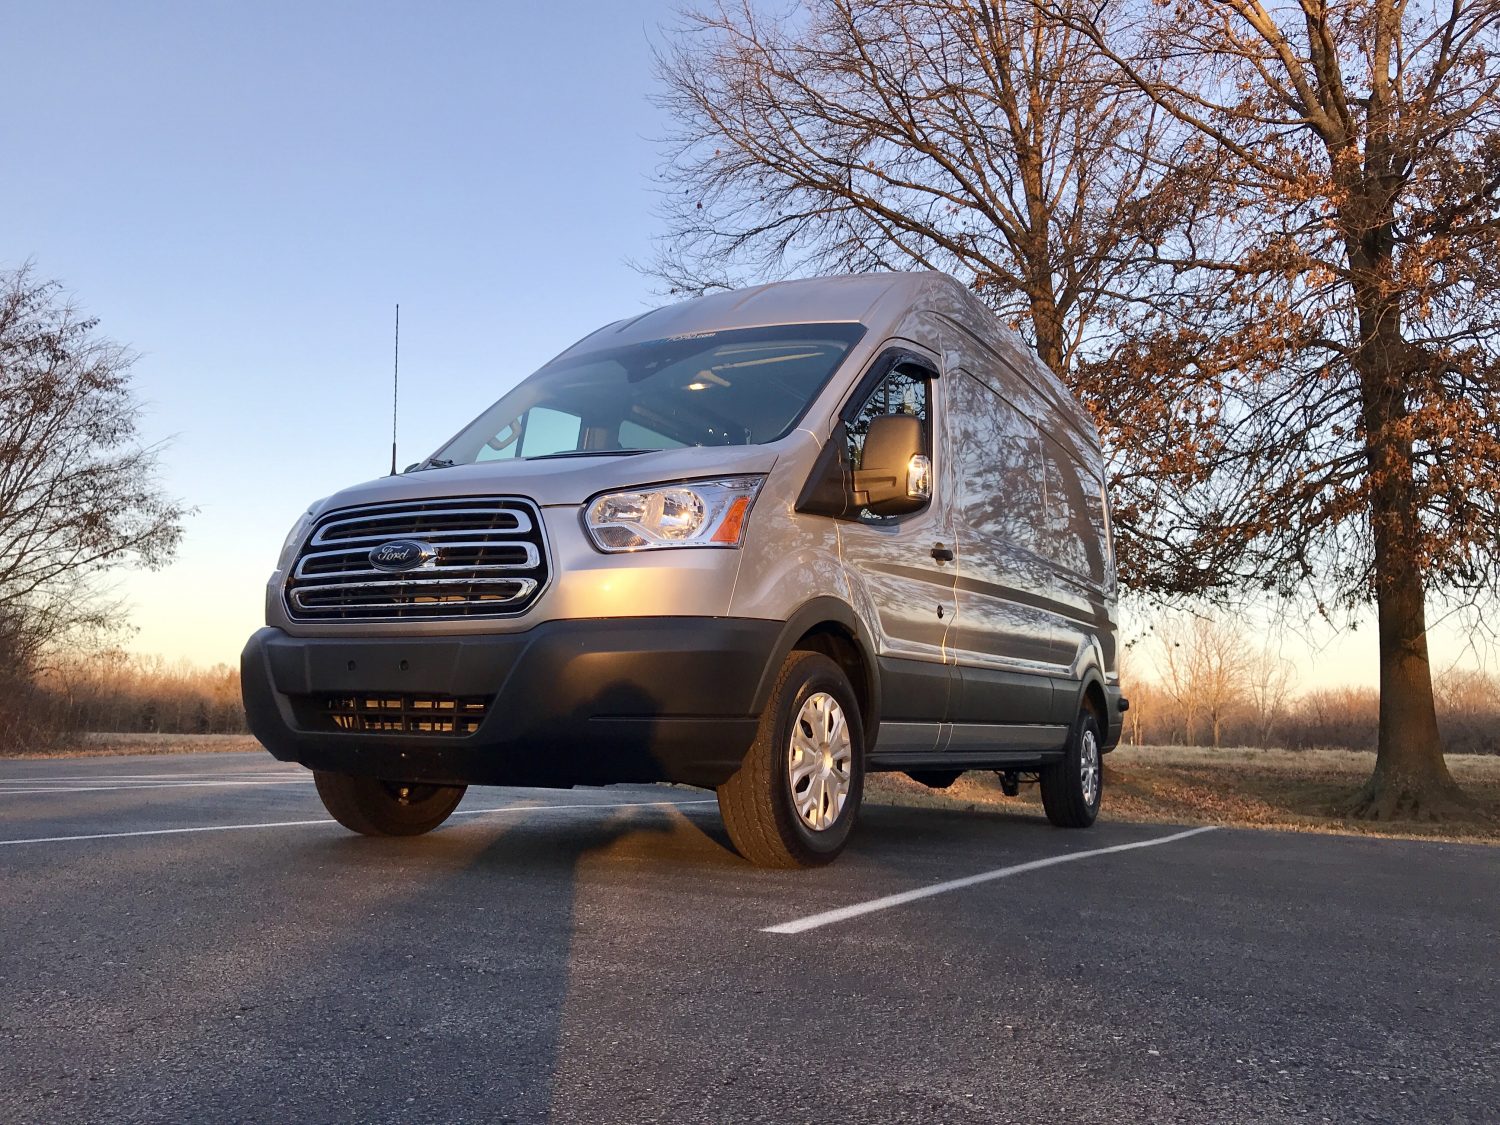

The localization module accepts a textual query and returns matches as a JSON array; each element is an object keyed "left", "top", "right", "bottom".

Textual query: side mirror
[{"left": 853, "top": 414, "right": 931, "bottom": 517}]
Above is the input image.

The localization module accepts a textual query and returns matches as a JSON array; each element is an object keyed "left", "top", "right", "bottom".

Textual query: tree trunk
[
  {"left": 1354, "top": 464, "right": 1465, "bottom": 818},
  {"left": 1328, "top": 15, "right": 1468, "bottom": 819},
  {"left": 1349, "top": 285, "right": 1467, "bottom": 819},
  {"left": 1027, "top": 285, "right": 1066, "bottom": 377}
]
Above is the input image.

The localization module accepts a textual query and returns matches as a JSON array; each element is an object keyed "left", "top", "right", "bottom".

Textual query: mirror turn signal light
[{"left": 907, "top": 454, "right": 932, "bottom": 500}]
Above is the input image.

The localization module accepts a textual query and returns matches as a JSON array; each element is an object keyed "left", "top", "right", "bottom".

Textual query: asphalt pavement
[{"left": 1, "top": 751, "right": 1495, "bottom": 1124}]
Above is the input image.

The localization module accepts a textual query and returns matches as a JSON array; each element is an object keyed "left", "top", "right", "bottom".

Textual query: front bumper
[
  {"left": 1103, "top": 685, "right": 1126, "bottom": 750},
  {"left": 241, "top": 617, "right": 780, "bottom": 789}
]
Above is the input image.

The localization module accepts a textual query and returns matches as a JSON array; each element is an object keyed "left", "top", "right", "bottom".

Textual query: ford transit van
[{"left": 242, "top": 272, "right": 1125, "bottom": 867}]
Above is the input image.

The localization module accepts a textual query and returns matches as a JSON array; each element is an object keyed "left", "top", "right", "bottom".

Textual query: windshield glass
[{"left": 429, "top": 323, "right": 867, "bottom": 464}]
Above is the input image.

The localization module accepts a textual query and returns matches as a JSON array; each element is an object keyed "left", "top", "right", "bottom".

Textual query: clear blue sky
[
  {"left": 4, "top": 0, "right": 1491, "bottom": 686},
  {"left": 5, "top": 0, "right": 680, "bottom": 665}
]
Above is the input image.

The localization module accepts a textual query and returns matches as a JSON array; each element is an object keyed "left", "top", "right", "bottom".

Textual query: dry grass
[
  {"left": 868, "top": 745, "right": 1500, "bottom": 844},
  {"left": 5, "top": 733, "right": 263, "bottom": 759}
]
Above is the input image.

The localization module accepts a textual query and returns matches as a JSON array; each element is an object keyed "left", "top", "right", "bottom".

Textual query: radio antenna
[{"left": 389, "top": 303, "right": 400, "bottom": 475}]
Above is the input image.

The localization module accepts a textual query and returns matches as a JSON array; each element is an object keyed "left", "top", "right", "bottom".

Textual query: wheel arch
[
  {"left": 1071, "top": 636, "right": 1125, "bottom": 748},
  {"left": 1079, "top": 675, "right": 1108, "bottom": 724},
  {"left": 752, "top": 598, "right": 881, "bottom": 745}
]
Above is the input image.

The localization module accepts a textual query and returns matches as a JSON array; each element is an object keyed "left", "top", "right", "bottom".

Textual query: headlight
[{"left": 584, "top": 476, "right": 765, "bottom": 552}]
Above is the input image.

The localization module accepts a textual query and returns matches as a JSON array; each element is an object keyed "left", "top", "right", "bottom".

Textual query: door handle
[{"left": 931, "top": 543, "right": 954, "bottom": 562}]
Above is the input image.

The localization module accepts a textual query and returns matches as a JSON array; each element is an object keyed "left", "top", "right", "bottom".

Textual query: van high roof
[{"left": 559, "top": 271, "right": 1097, "bottom": 442}]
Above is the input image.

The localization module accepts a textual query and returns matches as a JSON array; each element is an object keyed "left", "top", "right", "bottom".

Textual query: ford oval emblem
[{"left": 368, "top": 539, "right": 434, "bottom": 572}]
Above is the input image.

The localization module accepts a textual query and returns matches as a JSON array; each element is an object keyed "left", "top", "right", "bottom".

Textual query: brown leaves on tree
[
  {"left": 656, "top": 0, "right": 1499, "bottom": 817},
  {"left": 1057, "top": 0, "right": 1499, "bottom": 813}
]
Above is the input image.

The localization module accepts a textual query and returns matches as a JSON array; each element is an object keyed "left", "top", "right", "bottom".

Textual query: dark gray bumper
[
  {"left": 1104, "top": 685, "right": 1127, "bottom": 750},
  {"left": 241, "top": 618, "right": 780, "bottom": 789}
]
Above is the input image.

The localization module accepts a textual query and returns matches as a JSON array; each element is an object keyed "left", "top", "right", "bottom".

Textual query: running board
[{"left": 867, "top": 749, "right": 1065, "bottom": 771}]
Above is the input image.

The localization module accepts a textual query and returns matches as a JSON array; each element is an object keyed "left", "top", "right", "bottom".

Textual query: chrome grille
[{"left": 284, "top": 497, "right": 548, "bottom": 620}]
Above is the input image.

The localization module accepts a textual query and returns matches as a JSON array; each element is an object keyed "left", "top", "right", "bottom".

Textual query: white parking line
[
  {"left": 0, "top": 797, "right": 718, "bottom": 847},
  {"left": 762, "top": 826, "right": 1220, "bottom": 934},
  {"left": 0, "top": 771, "right": 305, "bottom": 784},
  {"left": 0, "top": 779, "right": 313, "bottom": 795}
]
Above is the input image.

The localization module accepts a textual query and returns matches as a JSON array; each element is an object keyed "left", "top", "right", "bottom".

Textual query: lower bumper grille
[{"left": 297, "top": 693, "right": 491, "bottom": 736}]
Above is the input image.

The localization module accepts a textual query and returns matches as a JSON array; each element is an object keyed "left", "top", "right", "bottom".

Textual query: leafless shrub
[
  {"left": 15, "top": 653, "right": 246, "bottom": 748},
  {"left": 1120, "top": 668, "right": 1497, "bottom": 755}
]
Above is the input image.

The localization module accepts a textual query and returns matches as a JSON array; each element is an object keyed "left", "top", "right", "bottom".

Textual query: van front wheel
[
  {"left": 1040, "top": 708, "right": 1103, "bottom": 828},
  {"left": 717, "top": 651, "right": 865, "bottom": 868},
  {"left": 313, "top": 771, "right": 466, "bottom": 836}
]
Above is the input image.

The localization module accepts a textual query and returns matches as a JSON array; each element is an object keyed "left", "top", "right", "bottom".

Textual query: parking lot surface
[{"left": 1, "top": 751, "right": 1495, "bottom": 1123}]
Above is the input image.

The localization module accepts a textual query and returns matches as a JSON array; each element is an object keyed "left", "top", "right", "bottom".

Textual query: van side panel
[
  {"left": 946, "top": 369, "right": 1075, "bottom": 673},
  {"left": 935, "top": 310, "right": 1119, "bottom": 752},
  {"left": 725, "top": 430, "right": 852, "bottom": 625},
  {"left": 936, "top": 304, "right": 1118, "bottom": 678}
]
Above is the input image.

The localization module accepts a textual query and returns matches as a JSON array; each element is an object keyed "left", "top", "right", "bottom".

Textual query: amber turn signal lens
[{"left": 710, "top": 496, "right": 752, "bottom": 544}]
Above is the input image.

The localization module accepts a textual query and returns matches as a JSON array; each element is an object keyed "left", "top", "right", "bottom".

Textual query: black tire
[
  {"left": 313, "top": 771, "right": 466, "bottom": 837},
  {"left": 1040, "top": 708, "right": 1103, "bottom": 828},
  {"left": 716, "top": 650, "right": 865, "bottom": 868}
]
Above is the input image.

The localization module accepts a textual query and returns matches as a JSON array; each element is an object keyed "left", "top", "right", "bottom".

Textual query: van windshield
[{"left": 428, "top": 323, "right": 867, "bottom": 464}]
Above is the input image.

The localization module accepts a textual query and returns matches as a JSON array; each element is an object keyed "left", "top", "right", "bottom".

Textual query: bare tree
[
  {"left": 0, "top": 263, "right": 187, "bottom": 737},
  {"left": 1153, "top": 613, "right": 1250, "bottom": 748},
  {"left": 1245, "top": 645, "right": 1297, "bottom": 748},
  {"left": 1116, "top": 643, "right": 1150, "bottom": 744},
  {"left": 653, "top": 0, "right": 1166, "bottom": 376},
  {"left": 1199, "top": 617, "right": 1251, "bottom": 749},
  {"left": 1153, "top": 619, "right": 1203, "bottom": 744},
  {"left": 1044, "top": 0, "right": 1500, "bottom": 817}
]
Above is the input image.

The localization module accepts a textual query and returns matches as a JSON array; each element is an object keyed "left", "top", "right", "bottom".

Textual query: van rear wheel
[
  {"left": 1040, "top": 708, "right": 1103, "bottom": 828},
  {"left": 313, "top": 771, "right": 466, "bottom": 836},
  {"left": 716, "top": 651, "right": 865, "bottom": 868}
]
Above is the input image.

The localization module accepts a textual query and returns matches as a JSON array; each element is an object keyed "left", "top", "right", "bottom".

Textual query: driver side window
[
  {"left": 845, "top": 363, "right": 930, "bottom": 470},
  {"left": 843, "top": 359, "right": 932, "bottom": 522}
]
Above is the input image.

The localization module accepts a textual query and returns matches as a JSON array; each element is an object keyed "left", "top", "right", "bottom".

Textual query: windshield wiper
[
  {"left": 412, "top": 457, "right": 456, "bottom": 472},
  {"left": 524, "top": 448, "right": 657, "bottom": 461}
]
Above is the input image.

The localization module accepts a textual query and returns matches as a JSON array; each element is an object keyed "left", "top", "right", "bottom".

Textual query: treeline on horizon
[
  {"left": 1121, "top": 612, "right": 1500, "bottom": 754},
  {"left": 1, "top": 647, "right": 1496, "bottom": 756},
  {"left": 1, "top": 653, "right": 246, "bottom": 748},
  {"left": 1123, "top": 673, "right": 1499, "bottom": 756}
]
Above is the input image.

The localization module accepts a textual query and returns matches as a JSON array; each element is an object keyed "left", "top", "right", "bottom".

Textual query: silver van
[{"left": 242, "top": 272, "right": 1125, "bottom": 867}]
